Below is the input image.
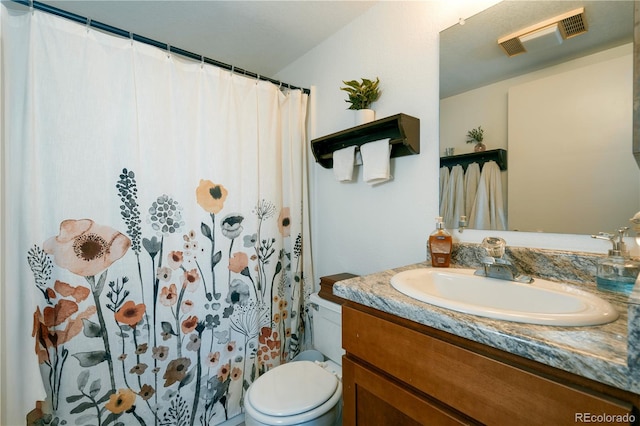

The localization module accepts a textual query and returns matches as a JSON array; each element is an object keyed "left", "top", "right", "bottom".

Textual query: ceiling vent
[{"left": 498, "top": 8, "right": 587, "bottom": 57}]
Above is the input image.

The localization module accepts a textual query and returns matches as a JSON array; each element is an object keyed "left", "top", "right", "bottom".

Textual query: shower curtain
[{"left": 2, "top": 4, "right": 313, "bottom": 425}]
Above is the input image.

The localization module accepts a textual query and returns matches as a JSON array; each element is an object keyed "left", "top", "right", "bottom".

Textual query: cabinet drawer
[
  {"left": 342, "top": 304, "right": 634, "bottom": 425},
  {"left": 343, "top": 357, "right": 479, "bottom": 425}
]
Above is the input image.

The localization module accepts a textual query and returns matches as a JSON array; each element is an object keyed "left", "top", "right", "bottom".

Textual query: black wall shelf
[
  {"left": 311, "top": 113, "right": 420, "bottom": 169},
  {"left": 440, "top": 148, "right": 507, "bottom": 171}
]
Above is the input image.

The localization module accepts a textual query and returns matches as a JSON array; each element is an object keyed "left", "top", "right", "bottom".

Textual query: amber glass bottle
[{"left": 428, "top": 217, "right": 452, "bottom": 267}]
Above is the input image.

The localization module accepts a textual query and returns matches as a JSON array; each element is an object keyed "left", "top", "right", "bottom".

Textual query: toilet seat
[{"left": 244, "top": 360, "right": 342, "bottom": 425}]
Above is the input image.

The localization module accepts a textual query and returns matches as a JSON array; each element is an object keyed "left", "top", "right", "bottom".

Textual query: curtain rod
[{"left": 11, "top": 0, "right": 311, "bottom": 95}]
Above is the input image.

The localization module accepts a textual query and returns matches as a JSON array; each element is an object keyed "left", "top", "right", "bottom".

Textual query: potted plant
[
  {"left": 466, "top": 126, "right": 486, "bottom": 152},
  {"left": 340, "top": 77, "right": 381, "bottom": 124}
]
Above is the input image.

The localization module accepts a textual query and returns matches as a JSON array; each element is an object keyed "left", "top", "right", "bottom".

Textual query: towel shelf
[
  {"left": 311, "top": 113, "right": 420, "bottom": 169},
  {"left": 440, "top": 148, "right": 507, "bottom": 171}
]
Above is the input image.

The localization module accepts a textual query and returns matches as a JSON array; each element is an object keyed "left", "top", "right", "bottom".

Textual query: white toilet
[{"left": 244, "top": 292, "right": 344, "bottom": 426}]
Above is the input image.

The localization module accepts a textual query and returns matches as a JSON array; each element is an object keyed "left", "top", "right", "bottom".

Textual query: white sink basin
[{"left": 390, "top": 268, "right": 619, "bottom": 326}]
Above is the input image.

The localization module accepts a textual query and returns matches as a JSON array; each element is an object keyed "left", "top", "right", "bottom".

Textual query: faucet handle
[
  {"left": 591, "top": 230, "right": 629, "bottom": 257},
  {"left": 591, "top": 232, "right": 614, "bottom": 242},
  {"left": 478, "top": 255, "right": 495, "bottom": 266},
  {"left": 475, "top": 237, "right": 533, "bottom": 284},
  {"left": 480, "top": 237, "right": 506, "bottom": 259}
]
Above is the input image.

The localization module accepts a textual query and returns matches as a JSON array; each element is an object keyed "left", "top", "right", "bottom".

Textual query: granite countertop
[{"left": 333, "top": 260, "right": 639, "bottom": 394}]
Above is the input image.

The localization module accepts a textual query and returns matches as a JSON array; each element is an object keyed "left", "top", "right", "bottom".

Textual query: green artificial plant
[
  {"left": 340, "top": 77, "right": 381, "bottom": 110},
  {"left": 466, "top": 126, "right": 484, "bottom": 144}
]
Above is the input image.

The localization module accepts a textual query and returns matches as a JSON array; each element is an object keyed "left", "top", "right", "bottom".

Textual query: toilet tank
[{"left": 309, "top": 292, "right": 344, "bottom": 365}]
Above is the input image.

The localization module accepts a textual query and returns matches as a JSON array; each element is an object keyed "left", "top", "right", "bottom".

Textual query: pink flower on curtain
[
  {"left": 206, "top": 351, "right": 221, "bottom": 367},
  {"left": 231, "top": 367, "right": 242, "bottom": 381},
  {"left": 217, "top": 362, "right": 231, "bottom": 382},
  {"left": 228, "top": 252, "right": 248, "bottom": 273},
  {"left": 182, "top": 268, "right": 200, "bottom": 292},
  {"left": 43, "top": 219, "right": 130, "bottom": 277},
  {"left": 159, "top": 284, "right": 178, "bottom": 306},
  {"left": 166, "top": 251, "right": 184, "bottom": 269}
]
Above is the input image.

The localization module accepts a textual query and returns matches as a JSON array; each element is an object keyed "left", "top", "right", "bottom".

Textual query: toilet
[{"left": 244, "top": 292, "right": 344, "bottom": 426}]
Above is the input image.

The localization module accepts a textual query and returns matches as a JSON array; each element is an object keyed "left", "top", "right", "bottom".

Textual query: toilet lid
[{"left": 248, "top": 360, "right": 339, "bottom": 417}]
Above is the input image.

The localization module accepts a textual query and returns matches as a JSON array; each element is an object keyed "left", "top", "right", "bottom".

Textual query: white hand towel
[
  {"left": 439, "top": 166, "right": 450, "bottom": 208},
  {"left": 360, "top": 138, "right": 392, "bottom": 185},
  {"left": 332, "top": 145, "right": 356, "bottom": 182},
  {"left": 468, "top": 161, "right": 506, "bottom": 230},
  {"left": 464, "top": 162, "right": 481, "bottom": 219},
  {"left": 449, "top": 165, "right": 466, "bottom": 230}
]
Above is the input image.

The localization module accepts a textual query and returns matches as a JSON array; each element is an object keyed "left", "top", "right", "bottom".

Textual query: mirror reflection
[{"left": 439, "top": 1, "right": 638, "bottom": 234}]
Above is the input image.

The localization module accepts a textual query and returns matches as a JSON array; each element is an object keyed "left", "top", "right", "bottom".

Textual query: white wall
[
  {"left": 440, "top": 83, "right": 509, "bottom": 156},
  {"left": 509, "top": 46, "right": 636, "bottom": 234},
  {"left": 276, "top": 1, "right": 483, "bottom": 279},
  {"left": 276, "top": 0, "right": 630, "bottom": 281}
]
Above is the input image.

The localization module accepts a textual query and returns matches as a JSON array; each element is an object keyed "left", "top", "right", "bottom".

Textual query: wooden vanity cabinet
[{"left": 342, "top": 302, "right": 640, "bottom": 426}]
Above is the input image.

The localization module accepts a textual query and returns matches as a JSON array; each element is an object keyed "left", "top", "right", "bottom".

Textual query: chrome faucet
[{"left": 474, "top": 237, "right": 534, "bottom": 284}]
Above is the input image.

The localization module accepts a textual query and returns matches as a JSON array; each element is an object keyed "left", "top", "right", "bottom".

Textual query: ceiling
[
  {"left": 30, "top": 0, "right": 377, "bottom": 81},
  {"left": 17, "top": 1, "right": 633, "bottom": 96},
  {"left": 440, "top": 1, "right": 634, "bottom": 98}
]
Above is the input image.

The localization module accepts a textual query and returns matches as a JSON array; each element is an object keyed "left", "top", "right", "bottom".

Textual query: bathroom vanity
[
  {"left": 335, "top": 254, "right": 640, "bottom": 425},
  {"left": 342, "top": 302, "right": 637, "bottom": 425}
]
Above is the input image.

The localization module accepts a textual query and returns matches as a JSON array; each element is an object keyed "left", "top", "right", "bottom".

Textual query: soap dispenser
[
  {"left": 428, "top": 217, "right": 452, "bottom": 267},
  {"left": 591, "top": 228, "right": 640, "bottom": 294}
]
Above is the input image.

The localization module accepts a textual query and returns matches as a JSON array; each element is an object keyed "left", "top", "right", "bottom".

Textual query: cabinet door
[
  {"left": 342, "top": 356, "right": 478, "bottom": 426},
  {"left": 342, "top": 304, "right": 636, "bottom": 426}
]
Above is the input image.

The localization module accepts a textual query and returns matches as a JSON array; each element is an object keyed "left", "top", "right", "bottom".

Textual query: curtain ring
[
  {"left": 129, "top": 32, "right": 134, "bottom": 46},
  {"left": 86, "top": 18, "right": 92, "bottom": 33},
  {"left": 200, "top": 56, "right": 205, "bottom": 69},
  {"left": 166, "top": 43, "right": 171, "bottom": 59}
]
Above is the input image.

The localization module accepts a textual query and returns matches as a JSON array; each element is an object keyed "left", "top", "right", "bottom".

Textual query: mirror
[{"left": 439, "top": 1, "right": 638, "bottom": 235}]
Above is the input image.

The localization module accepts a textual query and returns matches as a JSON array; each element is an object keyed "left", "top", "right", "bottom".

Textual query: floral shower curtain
[{"left": 2, "top": 4, "right": 313, "bottom": 425}]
